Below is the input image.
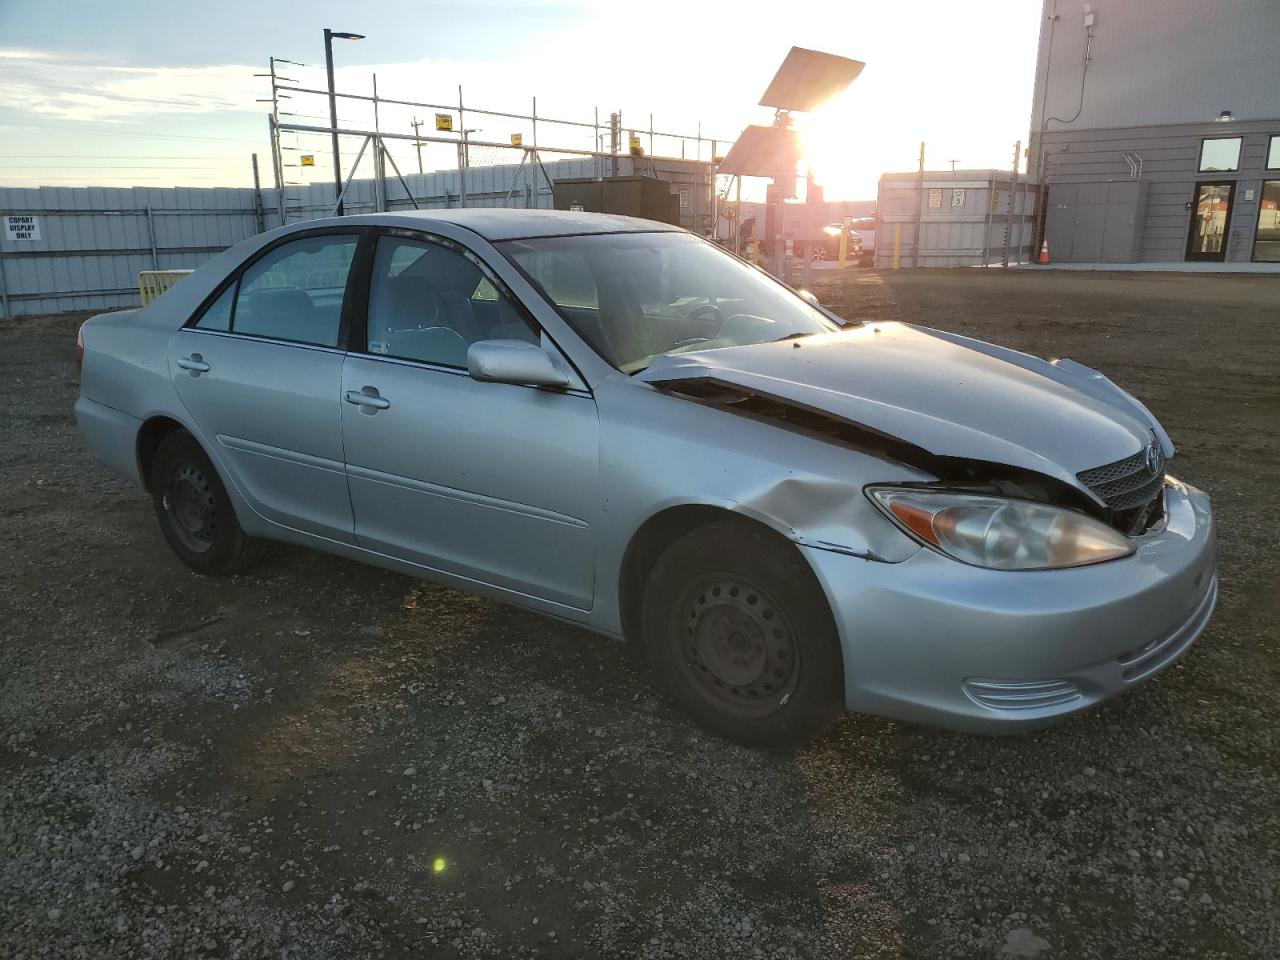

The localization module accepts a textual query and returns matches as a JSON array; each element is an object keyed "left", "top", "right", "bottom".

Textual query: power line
[
  {"left": 0, "top": 72, "right": 245, "bottom": 111},
  {"left": 0, "top": 175, "right": 227, "bottom": 182},
  {"left": 0, "top": 154, "right": 246, "bottom": 160},
  {"left": 1, "top": 123, "right": 259, "bottom": 144},
  {"left": 0, "top": 165, "right": 230, "bottom": 170}
]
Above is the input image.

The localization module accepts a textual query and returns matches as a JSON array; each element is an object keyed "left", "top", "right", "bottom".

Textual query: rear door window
[{"left": 232, "top": 234, "right": 358, "bottom": 347}]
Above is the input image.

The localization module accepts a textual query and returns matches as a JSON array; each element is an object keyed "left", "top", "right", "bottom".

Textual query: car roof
[{"left": 331, "top": 208, "right": 685, "bottom": 242}]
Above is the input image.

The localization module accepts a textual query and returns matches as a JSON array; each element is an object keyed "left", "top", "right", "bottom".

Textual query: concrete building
[{"left": 1029, "top": 0, "right": 1280, "bottom": 265}]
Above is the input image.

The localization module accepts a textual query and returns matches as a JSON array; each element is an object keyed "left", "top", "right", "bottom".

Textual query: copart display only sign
[{"left": 4, "top": 215, "right": 41, "bottom": 242}]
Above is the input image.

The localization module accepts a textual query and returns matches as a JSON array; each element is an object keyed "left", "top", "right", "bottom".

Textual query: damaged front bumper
[{"left": 801, "top": 479, "right": 1216, "bottom": 733}]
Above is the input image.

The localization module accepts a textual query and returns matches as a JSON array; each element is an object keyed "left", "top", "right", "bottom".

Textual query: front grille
[{"left": 1078, "top": 440, "right": 1166, "bottom": 512}]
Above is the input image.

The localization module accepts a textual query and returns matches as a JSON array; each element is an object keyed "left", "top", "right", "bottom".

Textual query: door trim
[
  {"left": 217, "top": 434, "right": 347, "bottom": 475},
  {"left": 176, "top": 326, "right": 348, "bottom": 357},
  {"left": 345, "top": 462, "right": 589, "bottom": 528},
  {"left": 342, "top": 346, "right": 593, "bottom": 399},
  {"left": 1184, "top": 180, "right": 1235, "bottom": 262}
]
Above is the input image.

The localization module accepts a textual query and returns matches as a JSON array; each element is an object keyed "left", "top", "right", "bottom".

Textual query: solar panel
[{"left": 758, "top": 47, "right": 865, "bottom": 113}]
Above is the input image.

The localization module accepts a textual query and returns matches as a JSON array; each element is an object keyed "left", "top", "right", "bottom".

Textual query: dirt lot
[{"left": 2, "top": 269, "right": 1277, "bottom": 960}]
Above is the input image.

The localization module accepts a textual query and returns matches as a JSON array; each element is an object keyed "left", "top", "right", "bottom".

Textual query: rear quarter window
[{"left": 193, "top": 284, "right": 234, "bottom": 332}]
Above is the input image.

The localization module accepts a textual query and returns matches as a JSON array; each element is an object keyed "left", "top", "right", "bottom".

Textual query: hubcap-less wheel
[
  {"left": 681, "top": 577, "right": 800, "bottom": 718},
  {"left": 162, "top": 459, "right": 218, "bottom": 554}
]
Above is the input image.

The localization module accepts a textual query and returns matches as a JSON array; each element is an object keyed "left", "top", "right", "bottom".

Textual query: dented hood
[{"left": 638, "top": 323, "right": 1158, "bottom": 490}]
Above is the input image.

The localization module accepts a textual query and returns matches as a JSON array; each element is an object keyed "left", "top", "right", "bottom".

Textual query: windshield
[{"left": 498, "top": 231, "right": 840, "bottom": 372}]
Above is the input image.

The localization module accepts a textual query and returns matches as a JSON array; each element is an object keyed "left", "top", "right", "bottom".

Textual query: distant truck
[
  {"left": 849, "top": 217, "right": 877, "bottom": 258},
  {"left": 812, "top": 219, "right": 874, "bottom": 266}
]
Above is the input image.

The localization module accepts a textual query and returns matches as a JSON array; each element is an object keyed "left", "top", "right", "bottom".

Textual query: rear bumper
[
  {"left": 802, "top": 479, "right": 1217, "bottom": 733},
  {"left": 75, "top": 395, "right": 143, "bottom": 485}
]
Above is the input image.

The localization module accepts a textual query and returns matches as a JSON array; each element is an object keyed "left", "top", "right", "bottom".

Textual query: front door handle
[
  {"left": 344, "top": 388, "right": 390, "bottom": 411},
  {"left": 177, "top": 354, "right": 210, "bottom": 374}
]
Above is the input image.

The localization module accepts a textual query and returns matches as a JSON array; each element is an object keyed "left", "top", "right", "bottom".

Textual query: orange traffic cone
[{"left": 1038, "top": 240, "right": 1051, "bottom": 265}]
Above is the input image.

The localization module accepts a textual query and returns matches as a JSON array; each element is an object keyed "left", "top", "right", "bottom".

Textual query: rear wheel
[
  {"left": 150, "top": 431, "right": 261, "bottom": 575},
  {"left": 640, "top": 520, "right": 844, "bottom": 748}
]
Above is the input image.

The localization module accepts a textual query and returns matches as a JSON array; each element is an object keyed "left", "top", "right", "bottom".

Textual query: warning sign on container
[
  {"left": 928, "top": 189, "right": 942, "bottom": 209},
  {"left": 4, "top": 215, "right": 40, "bottom": 242}
]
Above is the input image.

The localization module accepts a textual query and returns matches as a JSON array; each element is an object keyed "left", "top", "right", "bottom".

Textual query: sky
[{"left": 0, "top": 0, "right": 1043, "bottom": 201}]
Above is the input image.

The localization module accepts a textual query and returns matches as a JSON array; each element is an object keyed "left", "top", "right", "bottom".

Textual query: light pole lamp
[{"left": 324, "top": 28, "right": 364, "bottom": 216}]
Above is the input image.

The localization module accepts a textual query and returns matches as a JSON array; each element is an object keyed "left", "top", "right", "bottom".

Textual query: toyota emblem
[{"left": 1145, "top": 441, "right": 1163, "bottom": 474}]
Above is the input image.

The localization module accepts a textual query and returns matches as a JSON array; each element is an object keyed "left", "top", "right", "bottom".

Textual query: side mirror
[
  {"left": 467, "top": 339, "right": 570, "bottom": 388},
  {"left": 797, "top": 289, "right": 820, "bottom": 307}
]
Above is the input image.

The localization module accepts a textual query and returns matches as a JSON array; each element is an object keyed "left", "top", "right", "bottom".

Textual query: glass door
[
  {"left": 1252, "top": 181, "right": 1280, "bottom": 262},
  {"left": 1185, "top": 181, "right": 1235, "bottom": 261}
]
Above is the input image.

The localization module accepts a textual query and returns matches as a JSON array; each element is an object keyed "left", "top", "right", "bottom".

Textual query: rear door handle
[
  {"left": 344, "top": 388, "right": 390, "bottom": 411},
  {"left": 177, "top": 355, "right": 210, "bottom": 373}
]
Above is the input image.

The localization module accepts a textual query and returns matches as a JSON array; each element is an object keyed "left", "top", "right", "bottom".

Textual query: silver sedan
[{"left": 75, "top": 210, "right": 1216, "bottom": 746}]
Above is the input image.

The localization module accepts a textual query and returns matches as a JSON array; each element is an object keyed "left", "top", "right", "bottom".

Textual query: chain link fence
[
  {"left": 1, "top": 77, "right": 722, "bottom": 318},
  {"left": 273, "top": 126, "right": 716, "bottom": 233},
  {"left": 0, "top": 137, "right": 716, "bottom": 317}
]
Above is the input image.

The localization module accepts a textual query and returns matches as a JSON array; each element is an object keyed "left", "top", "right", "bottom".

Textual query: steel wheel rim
[
  {"left": 677, "top": 576, "right": 800, "bottom": 718},
  {"left": 162, "top": 459, "right": 218, "bottom": 554}
]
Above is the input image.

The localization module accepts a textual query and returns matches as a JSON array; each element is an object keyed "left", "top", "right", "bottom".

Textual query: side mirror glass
[{"left": 467, "top": 339, "right": 570, "bottom": 388}]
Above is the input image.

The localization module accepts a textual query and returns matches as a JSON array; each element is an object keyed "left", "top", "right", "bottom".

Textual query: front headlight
[{"left": 867, "top": 487, "right": 1135, "bottom": 570}]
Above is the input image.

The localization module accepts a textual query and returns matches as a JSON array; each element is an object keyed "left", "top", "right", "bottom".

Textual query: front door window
[{"left": 1185, "top": 182, "right": 1234, "bottom": 261}]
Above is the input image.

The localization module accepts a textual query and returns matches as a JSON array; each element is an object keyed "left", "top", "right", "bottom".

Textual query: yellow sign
[
  {"left": 434, "top": 113, "right": 453, "bottom": 131},
  {"left": 629, "top": 134, "right": 643, "bottom": 155},
  {"left": 510, "top": 133, "right": 523, "bottom": 146},
  {"left": 300, "top": 154, "right": 315, "bottom": 167}
]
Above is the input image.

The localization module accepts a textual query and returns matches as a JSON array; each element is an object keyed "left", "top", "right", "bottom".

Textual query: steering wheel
[{"left": 682, "top": 303, "right": 726, "bottom": 340}]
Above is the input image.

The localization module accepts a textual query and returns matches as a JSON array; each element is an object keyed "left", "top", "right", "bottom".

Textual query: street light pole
[{"left": 324, "top": 28, "right": 364, "bottom": 216}]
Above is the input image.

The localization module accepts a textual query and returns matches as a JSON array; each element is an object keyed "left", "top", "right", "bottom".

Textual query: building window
[
  {"left": 1199, "top": 137, "right": 1242, "bottom": 172},
  {"left": 1253, "top": 181, "right": 1280, "bottom": 263},
  {"left": 1268, "top": 136, "right": 1280, "bottom": 170}
]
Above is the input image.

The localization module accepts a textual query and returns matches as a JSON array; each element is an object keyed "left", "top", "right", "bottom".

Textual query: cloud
[
  {"left": 0, "top": 48, "right": 261, "bottom": 122},
  {"left": 0, "top": 48, "right": 62, "bottom": 60}
]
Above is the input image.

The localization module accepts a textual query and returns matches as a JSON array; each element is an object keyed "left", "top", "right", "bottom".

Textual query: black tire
[
  {"left": 150, "top": 430, "right": 262, "bottom": 576},
  {"left": 640, "top": 519, "right": 844, "bottom": 748}
]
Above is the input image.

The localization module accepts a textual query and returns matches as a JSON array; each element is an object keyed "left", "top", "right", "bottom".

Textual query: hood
[{"left": 638, "top": 323, "right": 1156, "bottom": 493}]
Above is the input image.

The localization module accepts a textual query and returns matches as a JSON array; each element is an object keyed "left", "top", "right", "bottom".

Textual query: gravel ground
[{"left": 2, "top": 269, "right": 1277, "bottom": 959}]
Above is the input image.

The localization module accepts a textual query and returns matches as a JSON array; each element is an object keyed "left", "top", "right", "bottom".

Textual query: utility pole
[
  {"left": 948, "top": 159, "right": 959, "bottom": 172},
  {"left": 250, "top": 153, "right": 266, "bottom": 232},
  {"left": 609, "top": 112, "right": 621, "bottom": 177},
  {"left": 255, "top": 56, "right": 299, "bottom": 225},
  {"left": 911, "top": 141, "right": 925, "bottom": 268},
  {"left": 410, "top": 117, "right": 424, "bottom": 174},
  {"left": 1002, "top": 139, "right": 1022, "bottom": 268}
]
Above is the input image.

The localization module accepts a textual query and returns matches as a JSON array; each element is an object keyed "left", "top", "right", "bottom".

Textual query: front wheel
[
  {"left": 640, "top": 520, "right": 845, "bottom": 748},
  {"left": 150, "top": 431, "right": 262, "bottom": 576}
]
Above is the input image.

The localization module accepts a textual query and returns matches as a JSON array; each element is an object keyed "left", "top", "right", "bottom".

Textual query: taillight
[{"left": 75, "top": 322, "right": 86, "bottom": 371}]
